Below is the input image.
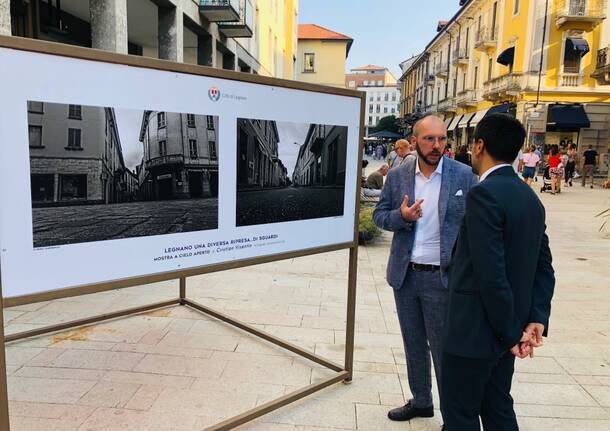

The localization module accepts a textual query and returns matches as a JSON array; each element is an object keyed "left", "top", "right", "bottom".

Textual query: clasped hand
[{"left": 510, "top": 323, "right": 545, "bottom": 359}]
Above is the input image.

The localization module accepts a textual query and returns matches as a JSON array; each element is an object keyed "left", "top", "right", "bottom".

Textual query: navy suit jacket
[
  {"left": 373, "top": 157, "right": 478, "bottom": 289},
  {"left": 443, "top": 166, "right": 555, "bottom": 358}
]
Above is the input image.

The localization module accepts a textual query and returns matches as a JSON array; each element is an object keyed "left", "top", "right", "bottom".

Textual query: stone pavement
[{"left": 4, "top": 180, "right": 610, "bottom": 430}]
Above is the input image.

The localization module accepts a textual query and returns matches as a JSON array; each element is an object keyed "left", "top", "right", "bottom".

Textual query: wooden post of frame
[
  {"left": 179, "top": 277, "right": 187, "bottom": 304},
  {"left": 0, "top": 268, "right": 11, "bottom": 431}
]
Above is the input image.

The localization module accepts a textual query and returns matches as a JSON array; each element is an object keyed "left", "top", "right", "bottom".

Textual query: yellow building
[
  {"left": 296, "top": 24, "right": 353, "bottom": 87},
  {"left": 400, "top": 0, "right": 610, "bottom": 174}
]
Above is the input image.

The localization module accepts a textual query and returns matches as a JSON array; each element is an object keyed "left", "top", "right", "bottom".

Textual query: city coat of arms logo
[{"left": 208, "top": 86, "right": 221, "bottom": 101}]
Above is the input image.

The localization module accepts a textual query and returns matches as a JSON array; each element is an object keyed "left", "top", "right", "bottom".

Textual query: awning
[
  {"left": 457, "top": 112, "right": 476, "bottom": 128},
  {"left": 547, "top": 104, "right": 590, "bottom": 132},
  {"left": 367, "top": 130, "right": 403, "bottom": 139},
  {"left": 444, "top": 116, "right": 454, "bottom": 127},
  {"left": 468, "top": 108, "right": 490, "bottom": 128},
  {"left": 486, "top": 103, "right": 516, "bottom": 116},
  {"left": 566, "top": 37, "right": 590, "bottom": 57},
  {"left": 447, "top": 115, "right": 462, "bottom": 131},
  {"left": 497, "top": 46, "right": 515, "bottom": 66}
]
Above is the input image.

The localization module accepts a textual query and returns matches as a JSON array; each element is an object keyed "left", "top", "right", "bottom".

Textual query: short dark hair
[{"left": 474, "top": 113, "right": 526, "bottom": 163}]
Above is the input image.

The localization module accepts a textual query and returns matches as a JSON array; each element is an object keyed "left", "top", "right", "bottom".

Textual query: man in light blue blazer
[{"left": 373, "top": 114, "right": 477, "bottom": 423}]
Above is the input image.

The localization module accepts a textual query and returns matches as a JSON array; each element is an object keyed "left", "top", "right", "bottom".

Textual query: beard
[{"left": 416, "top": 145, "right": 442, "bottom": 166}]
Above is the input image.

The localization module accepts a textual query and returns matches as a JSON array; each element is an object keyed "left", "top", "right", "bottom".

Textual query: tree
[{"left": 372, "top": 115, "right": 399, "bottom": 134}]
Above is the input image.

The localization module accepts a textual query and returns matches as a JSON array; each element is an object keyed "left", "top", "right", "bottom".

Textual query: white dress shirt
[
  {"left": 411, "top": 157, "right": 443, "bottom": 265},
  {"left": 480, "top": 163, "right": 512, "bottom": 182}
]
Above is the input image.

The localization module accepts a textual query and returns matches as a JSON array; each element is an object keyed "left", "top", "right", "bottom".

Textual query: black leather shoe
[{"left": 387, "top": 401, "right": 434, "bottom": 421}]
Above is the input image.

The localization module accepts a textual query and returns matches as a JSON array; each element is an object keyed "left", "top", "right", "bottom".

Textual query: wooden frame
[{"left": 0, "top": 35, "right": 365, "bottom": 431}]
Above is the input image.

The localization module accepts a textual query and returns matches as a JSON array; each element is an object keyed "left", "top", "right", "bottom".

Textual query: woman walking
[
  {"left": 521, "top": 145, "right": 540, "bottom": 186},
  {"left": 548, "top": 146, "right": 563, "bottom": 194},
  {"left": 564, "top": 143, "right": 577, "bottom": 187}
]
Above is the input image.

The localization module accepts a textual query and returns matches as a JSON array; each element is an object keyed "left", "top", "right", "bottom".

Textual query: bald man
[
  {"left": 388, "top": 139, "right": 416, "bottom": 169},
  {"left": 374, "top": 114, "right": 478, "bottom": 423}
]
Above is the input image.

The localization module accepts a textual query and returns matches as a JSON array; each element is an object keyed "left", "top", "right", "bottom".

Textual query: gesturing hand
[{"left": 400, "top": 195, "right": 424, "bottom": 222}]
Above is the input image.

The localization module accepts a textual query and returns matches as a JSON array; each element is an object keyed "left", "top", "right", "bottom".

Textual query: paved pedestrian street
[
  {"left": 4, "top": 184, "right": 610, "bottom": 430},
  {"left": 32, "top": 198, "right": 219, "bottom": 248},
  {"left": 236, "top": 187, "right": 345, "bottom": 226}
]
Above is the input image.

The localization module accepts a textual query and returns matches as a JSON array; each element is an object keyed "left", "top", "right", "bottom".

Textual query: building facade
[
  {"left": 28, "top": 102, "right": 134, "bottom": 206},
  {"left": 4, "top": 0, "right": 298, "bottom": 78},
  {"left": 139, "top": 111, "right": 218, "bottom": 200},
  {"left": 296, "top": 23, "right": 353, "bottom": 87},
  {"left": 237, "top": 119, "right": 288, "bottom": 189},
  {"left": 400, "top": 0, "right": 610, "bottom": 175},
  {"left": 347, "top": 65, "right": 401, "bottom": 135},
  {"left": 293, "top": 124, "right": 347, "bottom": 186}
]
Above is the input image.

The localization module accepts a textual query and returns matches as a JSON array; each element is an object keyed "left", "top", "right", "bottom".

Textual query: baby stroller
[{"left": 540, "top": 165, "right": 552, "bottom": 193}]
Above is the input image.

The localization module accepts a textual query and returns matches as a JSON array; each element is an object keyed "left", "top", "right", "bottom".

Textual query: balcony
[
  {"left": 592, "top": 46, "right": 610, "bottom": 84},
  {"left": 482, "top": 73, "right": 524, "bottom": 101},
  {"left": 452, "top": 48, "right": 469, "bottom": 66},
  {"left": 434, "top": 62, "right": 449, "bottom": 78},
  {"left": 474, "top": 26, "right": 498, "bottom": 51},
  {"left": 437, "top": 98, "right": 457, "bottom": 113},
  {"left": 560, "top": 72, "right": 584, "bottom": 87},
  {"left": 146, "top": 154, "right": 185, "bottom": 170},
  {"left": 456, "top": 89, "right": 479, "bottom": 107},
  {"left": 556, "top": 0, "right": 606, "bottom": 29},
  {"left": 199, "top": 0, "right": 240, "bottom": 22},
  {"left": 425, "top": 74, "right": 436, "bottom": 85},
  {"left": 218, "top": 0, "right": 253, "bottom": 38}
]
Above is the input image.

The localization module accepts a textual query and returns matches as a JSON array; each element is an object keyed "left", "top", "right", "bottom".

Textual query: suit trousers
[
  {"left": 393, "top": 269, "right": 448, "bottom": 409},
  {"left": 440, "top": 351, "right": 518, "bottom": 431}
]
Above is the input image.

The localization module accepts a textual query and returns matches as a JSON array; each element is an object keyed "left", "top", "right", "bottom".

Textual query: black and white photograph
[
  {"left": 236, "top": 118, "right": 348, "bottom": 226},
  {"left": 28, "top": 100, "right": 219, "bottom": 247}
]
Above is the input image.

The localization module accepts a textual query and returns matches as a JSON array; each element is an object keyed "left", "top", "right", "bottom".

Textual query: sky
[
  {"left": 115, "top": 108, "right": 145, "bottom": 172},
  {"left": 298, "top": 0, "right": 460, "bottom": 78},
  {"left": 276, "top": 121, "right": 310, "bottom": 177}
]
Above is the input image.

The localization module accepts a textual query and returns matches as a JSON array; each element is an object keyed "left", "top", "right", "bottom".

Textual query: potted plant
[{"left": 358, "top": 204, "right": 381, "bottom": 245}]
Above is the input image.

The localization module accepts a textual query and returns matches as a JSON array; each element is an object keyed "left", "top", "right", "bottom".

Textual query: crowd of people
[{"left": 363, "top": 135, "right": 601, "bottom": 198}]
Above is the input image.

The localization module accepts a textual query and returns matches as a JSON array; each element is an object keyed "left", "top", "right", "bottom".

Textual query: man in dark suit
[{"left": 440, "top": 113, "right": 555, "bottom": 431}]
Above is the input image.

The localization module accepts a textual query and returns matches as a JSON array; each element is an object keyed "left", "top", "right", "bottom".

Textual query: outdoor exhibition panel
[{"left": 0, "top": 35, "right": 364, "bottom": 431}]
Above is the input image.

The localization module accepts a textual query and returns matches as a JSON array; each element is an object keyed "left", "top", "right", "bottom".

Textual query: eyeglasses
[{"left": 420, "top": 136, "right": 448, "bottom": 145}]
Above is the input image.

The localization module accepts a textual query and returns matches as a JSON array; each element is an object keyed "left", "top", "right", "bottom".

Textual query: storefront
[{"left": 545, "top": 103, "right": 591, "bottom": 152}]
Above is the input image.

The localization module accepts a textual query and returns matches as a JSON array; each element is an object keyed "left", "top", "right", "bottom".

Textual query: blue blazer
[{"left": 373, "top": 157, "right": 478, "bottom": 289}]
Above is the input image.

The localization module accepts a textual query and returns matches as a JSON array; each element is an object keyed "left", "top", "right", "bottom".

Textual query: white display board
[{"left": 0, "top": 47, "right": 362, "bottom": 299}]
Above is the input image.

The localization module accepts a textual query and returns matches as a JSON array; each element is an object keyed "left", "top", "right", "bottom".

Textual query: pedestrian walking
[
  {"left": 373, "top": 114, "right": 477, "bottom": 424},
  {"left": 440, "top": 113, "right": 555, "bottom": 431},
  {"left": 564, "top": 143, "right": 577, "bottom": 187},
  {"left": 521, "top": 145, "right": 540, "bottom": 186},
  {"left": 547, "top": 146, "right": 562, "bottom": 195},
  {"left": 375, "top": 144, "right": 383, "bottom": 160},
  {"left": 581, "top": 145, "right": 599, "bottom": 188}
]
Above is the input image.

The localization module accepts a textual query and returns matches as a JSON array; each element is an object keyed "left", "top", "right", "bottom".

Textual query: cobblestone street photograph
[
  {"left": 28, "top": 101, "right": 219, "bottom": 248},
  {"left": 236, "top": 118, "right": 348, "bottom": 226},
  {"left": 33, "top": 198, "right": 218, "bottom": 248},
  {"left": 236, "top": 187, "right": 344, "bottom": 226}
]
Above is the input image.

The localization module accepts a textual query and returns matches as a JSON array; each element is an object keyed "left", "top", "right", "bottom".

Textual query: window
[
  {"left": 392, "top": 93, "right": 397, "bottom": 102},
  {"left": 187, "top": 114, "right": 196, "bottom": 128},
  {"left": 189, "top": 139, "right": 198, "bottom": 158},
  {"left": 209, "top": 141, "right": 218, "bottom": 160},
  {"left": 369, "top": 94, "right": 374, "bottom": 102},
  {"left": 513, "top": 0, "right": 520, "bottom": 14},
  {"left": 368, "top": 115, "right": 373, "bottom": 125},
  {"left": 384, "top": 93, "right": 389, "bottom": 101},
  {"left": 474, "top": 66, "right": 479, "bottom": 88},
  {"left": 491, "top": 2, "right": 498, "bottom": 38},
  {"left": 28, "top": 101, "right": 43, "bottom": 113},
  {"left": 391, "top": 108, "right": 396, "bottom": 114},
  {"left": 31, "top": 174, "right": 54, "bottom": 202},
  {"left": 67, "top": 128, "right": 81, "bottom": 149},
  {"left": 206, "top": 115, "right": 215, "bottom": 130},
  {"left": 28, "top": 125, "right": 42, "bottom": 147},
  {"left": 68, "top": 105, "right": 82, "bottom": 120},
  {"left": 376, "top": 105, "right": 380, "bottom": 113},
  {"left": 159, "top": 140, "right": 167, "bottom": 156},
  {"left": 60, "top": 174, "right": 87, "bottom": 200},
  {"left": 369, "top": 105, "right": 373, "bottom": 113},
  {"left": 564, "top": 39, "right": 584, "bottom": 74},
  {"left": 384, "top": 107, "right": 388, "bottom": 113},
  {"left": 304, "top": 53, "right": 315, "bottom": 72},
  {"left": 157, "top": 112, "right": 166, "bottom": 129},
  {"left": 488, "top": 57, "right": 493, "bottom": 80}
]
